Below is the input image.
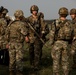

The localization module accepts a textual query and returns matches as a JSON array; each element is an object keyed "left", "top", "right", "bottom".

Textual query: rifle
[{"left": 26, "top": 19, "right": 48, "bottom": 47}]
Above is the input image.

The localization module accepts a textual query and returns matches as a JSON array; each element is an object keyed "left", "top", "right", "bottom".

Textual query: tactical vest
[
  {"left": 9, "top": 20, "right": 24, "bottom": 43},
  {"left": 30, "top": 16, "right": 40, "bottom": 32},
  {"left": 27, "top": 15, "right": 42, "bottom": 43},
  {"left": 54, "top": 19, "right": 73, "bottom": 41}
]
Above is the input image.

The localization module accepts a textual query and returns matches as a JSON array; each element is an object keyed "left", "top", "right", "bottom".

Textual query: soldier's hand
[
  {"left": 6, "top": 44, "right": 9, "bottom": 49},
  {"left": 25, "top": 36, "right": 29, "bottom": 43},
  {"left": 70, "top": 50, "right": 75, "bottom": 56}
]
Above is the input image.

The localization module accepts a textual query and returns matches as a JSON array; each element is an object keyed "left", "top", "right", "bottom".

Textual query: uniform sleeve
[
  {"left": 4, "top": 25, "right": 10, "bottom": 44},
  {"left": 0, "top": 18, "right": 7, "bottom": 30},
  {"left": 48, "top": 22, "right": 56, "bottom": 45},
  {"left": 20, "top": 22, "right": 28, "bottom": 36},
  {"left": 40, "top": 18, "right": 45, "bottom": 33}
]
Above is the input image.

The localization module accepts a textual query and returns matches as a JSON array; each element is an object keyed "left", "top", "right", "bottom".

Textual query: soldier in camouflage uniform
[
  {"left": 0, "top": 6, "right": 12, "bottom": 66},
  {"left": 49, "top": 7, "right": 73, "bottom": 75},
  {"left": 27, "top": 5, "right": 47, "bottom": 70},
  {"left": 0, "top": 6, "right": 8, "bottom": 65},
  {"left": 70, "top": 8, "right": 76, "bottom": 22},
  {"left": 0, "top": 18, "right": 7, "bottom": 64},
  {"left": 1, "top": 6, "right": 12, "bottom": 25},
  {"left": 5, "top": 10, "right": 28, "bottom": 73},
  {"left": 70, "top": 8, "right": 76, "bottom": 69}
]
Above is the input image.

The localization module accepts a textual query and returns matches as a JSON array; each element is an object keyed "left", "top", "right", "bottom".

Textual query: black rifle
[{"left": 26, "top": 15, "right": 48, "bottom": 47}]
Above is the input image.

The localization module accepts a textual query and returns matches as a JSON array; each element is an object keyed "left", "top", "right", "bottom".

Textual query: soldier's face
[
  {"left": 70, "top": 14, "right": 76, "bottom": 20},
  {"left": 32, "top": 10, "right": 37, "bottom": 16}
]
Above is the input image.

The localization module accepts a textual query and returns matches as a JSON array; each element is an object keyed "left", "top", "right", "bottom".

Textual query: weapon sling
[{"left": 27, "top": 22, "right": 48, "bottom": 47}]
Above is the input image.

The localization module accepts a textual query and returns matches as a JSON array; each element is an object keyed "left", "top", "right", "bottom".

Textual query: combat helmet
[
  {"left": 0, "top": 6, "right": 4, "bottom": 12},
  {"left": 2, "top": 8, "right": 8, "bottom": 14},
  {"left": 70, "top": 8, "right": 76, "bottom": 15},
  {"left": 14, "top": 10, "right": 24, "bottom": 18},
  {"left": 58, "top": 7, "right": 68, "bottom": 16},
  {"left": 30, "top": 5, "right": 39, "bottom": 13}
]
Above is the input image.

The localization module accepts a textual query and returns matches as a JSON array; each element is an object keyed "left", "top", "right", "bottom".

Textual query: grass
[
  {"left": 23, "top": 42, "right": 53, "bottom": 75},
  {"left": 0, "top": 41, "right": 76, "bottom": 75}
]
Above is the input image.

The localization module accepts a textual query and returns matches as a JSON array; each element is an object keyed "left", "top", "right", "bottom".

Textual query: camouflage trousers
[
  {"left": 0, "top": 40, "right": 9, "bottom": 65},
  {"left": 29, "top": 38, "right": 43, "bottom": 69},
  {"left": 9, "top": 42, "right": 24, "bottom": 71},
  {"left": 71, "top": 40, "right": 76, "bottom": 67},
  {"left": 51, "top": 40, "right": 70, "bottom": 75}
]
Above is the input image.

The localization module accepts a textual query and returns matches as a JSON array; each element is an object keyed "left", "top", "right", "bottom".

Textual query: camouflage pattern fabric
[
  {"left": 0, "top": 18, "right": 7, "bottom": 49},
  {"left": 71, "top": 18, "right": 76, "bottom": 52},
  {"left": 51, "top": 40, "right": 70, "bottom": 75},
  {"left": 6, "top": 20, "right": 28, "bottom": 71},
  {"left": 27, "top": 14, "right": 46, "bottom": 70},
  {"left": 9, "top": 42, "right": 24, "bottom": 71},
  {"left": 49, "top": 19, "right": 73, "bottom": 75},
  {"left": 29, "top": 38, "right": 42, "bottom": 68},
  {"left": 0, "top": 18, "right": 8, "bottom": 65},
  {"left": 71, "top": 17, "right": 76, "bottom": 68}
]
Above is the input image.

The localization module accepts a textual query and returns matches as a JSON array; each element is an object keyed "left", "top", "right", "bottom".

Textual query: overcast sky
[{"left": 0, "top": 0, "right": 76, "bottom": 19}]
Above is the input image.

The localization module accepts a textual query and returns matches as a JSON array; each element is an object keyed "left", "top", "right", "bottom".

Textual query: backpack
[
  {"left": 54, "top": 19, "right": 73, "bottom": 40},
  {"left": 8, "top": 20, "right": 25, "bottom": 42}
]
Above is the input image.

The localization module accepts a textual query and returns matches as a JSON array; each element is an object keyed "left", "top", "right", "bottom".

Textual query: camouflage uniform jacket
[
  {"left": 49, "top": 18, "right": 74, "bottom": 45},
  {"left": 0, "top": 18, "right": 7, "bottom": 49},
  {"left": 5, "top": 20, "right": 28, "bottom": 43},
  {"left": 27, "top": 15, "right": 47, "bottom": 43},
  {"left": 71, "top": 18, "right": 76, "bottom": 41},
  {"left": 71, "top": 17, "right": 76, "bottom": 55}
]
